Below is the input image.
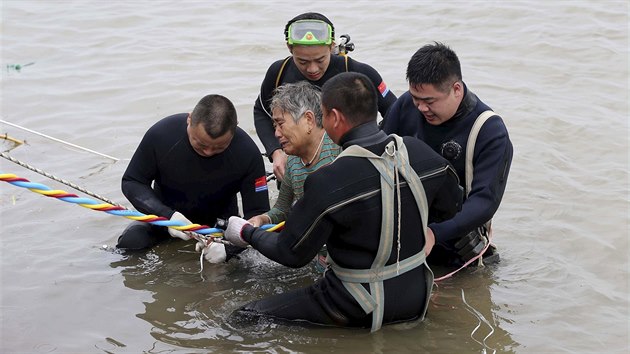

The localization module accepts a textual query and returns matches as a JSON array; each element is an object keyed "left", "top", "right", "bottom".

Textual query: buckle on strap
[{"left": 384, "top": 140, "right": 396, "bottom": 157}]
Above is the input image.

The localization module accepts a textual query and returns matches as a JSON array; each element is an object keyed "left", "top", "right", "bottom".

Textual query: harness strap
[
  {"left": 330, "top": 135, "right": 433, "bottom": 331},
  {"left": 330, "top": 248, "right": 428, "bottom": 283},
  {"left": 464, "top": 110, "right": 496, "bottom": 266},
  {"left": 465, "top": 110, "right": 495, "bottom": 198},
  {"left": 274, "top": 56, "right": 292, "bottom": 89}
]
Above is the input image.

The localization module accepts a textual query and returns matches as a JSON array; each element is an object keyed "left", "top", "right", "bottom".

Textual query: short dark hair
[
  {"left": 406, "top": 42, "right": 462, "bottom": 93},
  {"left": 284, "top": 12, "right": 335, "bottom": 42},
  {"left": 321, "top": 72, "right": 377, "bottom": 126},
  {"left": 189, "top": 94, "right": 237, "bottom": 138}
]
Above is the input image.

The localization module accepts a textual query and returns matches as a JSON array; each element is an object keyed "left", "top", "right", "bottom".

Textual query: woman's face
[{"left": 272, "top": 107, "right": 313, "bottom": 157}]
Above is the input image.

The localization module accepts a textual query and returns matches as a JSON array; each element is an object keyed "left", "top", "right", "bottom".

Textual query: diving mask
[{"left": 287, "top": 20, "right": 333, "bottom": 45}]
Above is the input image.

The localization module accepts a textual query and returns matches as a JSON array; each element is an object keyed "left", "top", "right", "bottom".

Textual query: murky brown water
[{"left": 1, "top": 1, "right": 628, "bottom": 353}]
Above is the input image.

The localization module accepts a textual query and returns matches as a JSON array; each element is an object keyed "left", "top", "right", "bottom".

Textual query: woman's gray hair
[{"left": 270, "top": 81, "right": 323, "bottom": 127}]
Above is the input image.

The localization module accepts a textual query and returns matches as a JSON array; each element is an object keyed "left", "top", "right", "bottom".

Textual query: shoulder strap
[
  {"left": 275, "top": 56, "right": 292, "bottom": 89},
  {"left": 465, "top": 110, "right": 495, "bottom": 198},
  {"left": 344, "top": 55, "right": 349, "bottom": 72}
]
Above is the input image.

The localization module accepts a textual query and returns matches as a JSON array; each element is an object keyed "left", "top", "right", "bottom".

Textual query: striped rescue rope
[
  {"left": 1, "top": 173, "right": 222, "bottom": 238},
  {"left": 1, "top": 172, "right": 285, "bottom": 243}
]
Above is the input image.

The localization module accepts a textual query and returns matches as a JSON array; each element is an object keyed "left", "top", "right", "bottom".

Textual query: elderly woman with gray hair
[{"left": 249, "top": 81, "right": 340, "bottom": 232}]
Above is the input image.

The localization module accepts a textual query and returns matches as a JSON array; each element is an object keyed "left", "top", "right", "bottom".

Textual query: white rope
[
  {"left": 1, "top": 152, "right": 123, "bottom": 206},
  {"left": 0, "top": 119, "right": 120, "bottom": 161},
  {"left": 461, "top": 288, "right": 496, "bottom": 354},
  {"left": 385, "top": 144, "right": 402, "bottom": 275}
]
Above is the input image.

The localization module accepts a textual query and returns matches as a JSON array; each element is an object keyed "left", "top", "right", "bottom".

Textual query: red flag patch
[
  {"left": 378, "top": 81, "right": 390, "bottom": 98},
  {"left": 255, "top": 176, "right": 268, "bottom": 192}
]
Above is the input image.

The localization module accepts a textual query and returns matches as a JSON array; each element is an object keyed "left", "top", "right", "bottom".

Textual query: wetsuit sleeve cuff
[
  {"left": 241, "top": 224, "right": 256, "bottom": 244},
  {"left": 267, "top": 148, "right": 282, "bottom": 163},
  {"left": 429, "top": 219, "right": 461, "bottom": 245},
  {"left": 428, "top": 223, "right": 446, "bottom": 244}
]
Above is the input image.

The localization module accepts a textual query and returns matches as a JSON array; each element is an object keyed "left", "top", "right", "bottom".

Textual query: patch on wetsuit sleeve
[
  {"left": 377, "top": 81, "right": 390, "bottom": 97},
  {"left": 255, "top": 176, "right": 268, "bottom": 192}
]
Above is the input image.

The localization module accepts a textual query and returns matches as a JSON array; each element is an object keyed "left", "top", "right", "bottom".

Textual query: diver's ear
[{"left": 452, "top": 81, "right": 464, "bottom": 99}]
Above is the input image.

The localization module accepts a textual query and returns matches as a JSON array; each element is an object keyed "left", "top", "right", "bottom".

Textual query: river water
[{"left": 1, "top": 1, "right": 628, "bottom": 353}]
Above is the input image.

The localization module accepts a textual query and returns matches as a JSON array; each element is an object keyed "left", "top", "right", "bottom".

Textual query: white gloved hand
[
  {"left": 168, "top": 211, "right": 193, "bottom": 241},
  {"left": 195, "top": 241, "right": 227, "bottom": 263},
  {"left": 224, "top": 216, "right": 251, "bottom": 248}
]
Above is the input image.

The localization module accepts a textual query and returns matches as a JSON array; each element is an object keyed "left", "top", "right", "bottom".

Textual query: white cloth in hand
[
  {"left": 224, "top": 216, "right": 251, "bottom": 248},
  {"left": 195, "top": 241, "right": 227, "bottom": 263},
  {"left": 168, "top": 211, "right": 193, "bottom": 241}
]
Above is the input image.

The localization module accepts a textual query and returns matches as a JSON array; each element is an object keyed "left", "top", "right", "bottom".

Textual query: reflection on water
[
  {"left": 109, "top": 241, "right": 325, "bottom": 350},
  {"left": 109, "top": 239, "right": 518, "bottom": 352},
  {"left": 430, "top": 267, "right": 518, "bottom": 353}
]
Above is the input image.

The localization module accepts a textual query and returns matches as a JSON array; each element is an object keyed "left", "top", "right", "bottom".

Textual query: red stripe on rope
[
  {"left": 97, "top": 206, "right": 126, "bottom": 211},
  {"left": 143, "top": 216, "right": 168, "bottom": 222},
  {"left": 2, "top": 177, "right": 29, "bottom": 182},
  {"left": 51, "top": 193, "right": 79, "bottom": 198}
]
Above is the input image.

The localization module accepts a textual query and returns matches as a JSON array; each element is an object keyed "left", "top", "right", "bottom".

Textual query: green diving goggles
[{"left": 287, "top": 20, "right": 333, "bottom": 45}]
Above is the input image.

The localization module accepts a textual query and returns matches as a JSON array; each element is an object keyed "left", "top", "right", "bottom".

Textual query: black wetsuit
[
  {"left": 381, "top": 85, "right": 513, "bottom": 265},
  {"left": 233, "top": 123, "right": 461, "bottom": 328},
  {"left": 117, "top": 113, "right": 270, "bottom": 249},
  {"left": 254, "top": 55, "right": 397, "bottom": 160}
]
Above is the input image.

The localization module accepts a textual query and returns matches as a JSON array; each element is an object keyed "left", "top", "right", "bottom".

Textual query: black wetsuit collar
[
  {"left": 339, "top": 122, "right": 389, "bottom": 150},
  {"left": 447, "top": 83, "right": 478, "bottom": 126}
]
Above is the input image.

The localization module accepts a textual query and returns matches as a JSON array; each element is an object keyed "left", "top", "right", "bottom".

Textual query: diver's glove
[
  {"left": 168, "top": 211, "right": 193, "bottom": 241},
  {"left": 223, "top": 216, "right": 251, "bottom": 248},
  {"left": 454, "top": 228, "right": 488, "bottom": 262},
  {"left": 195, "top": 241, "right": 227, "bottom": 263}
]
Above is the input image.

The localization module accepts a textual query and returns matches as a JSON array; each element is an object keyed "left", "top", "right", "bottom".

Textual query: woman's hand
[
  {"left": 248, "top": 214, "right": 272, "bottom": 227},
  {"left": 271, "top": 149, "right": 287, "bottom": 181}
]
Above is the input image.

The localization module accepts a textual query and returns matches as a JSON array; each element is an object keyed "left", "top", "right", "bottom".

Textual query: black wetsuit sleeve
[
  {"left": 426, "top": 166, "right": 463, "bottom": 224},
  {"left": 121, "top": 127, "right": 174, "bottom": 219},
  {"left": 254, "top": 60, "right": 285, "bottom": 160},
  {"left": 241, "top": 171, "right": 332, "bottom": 268},
  {"left": 238, "top": 135, "right": 272, "bottom": 219},
  {"left": 381, "top": 93, "right": 403, "bottom": 134},
  {"left": 430, "top": 117, "right": 513, "bottom": 243},
  {"left": 349, "top": 58, "right": 397, "bottom": 118},
  {"left": 381, "top": 91, "right": 420, "bottom": 137}
]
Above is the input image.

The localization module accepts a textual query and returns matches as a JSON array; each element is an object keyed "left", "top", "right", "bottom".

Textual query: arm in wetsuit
[
  {"left": 241, "top": 155, "right": 364, "bottom": 268},
  {"left": 241, "top": 136, "right": 463, "bottom": 268},
  {"left": 254, "top": 59, "right": 287, "bottom": 161},
  {"left": 429, "top": 117, "right": 513, "bottom": 244},
  {"left": 121, "top": 119, "right": 177, "bottom": 219},
  {"left": 241, "top": 173, "right": 332, "bottom": 268},
  {"left": 235, "top": 128, "right": 272, "bottom": 219}
]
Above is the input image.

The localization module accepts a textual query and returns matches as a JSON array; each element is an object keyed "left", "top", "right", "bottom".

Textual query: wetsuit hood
[{"left": 339, "top": 122, "right": 389, "bottom": 150}]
